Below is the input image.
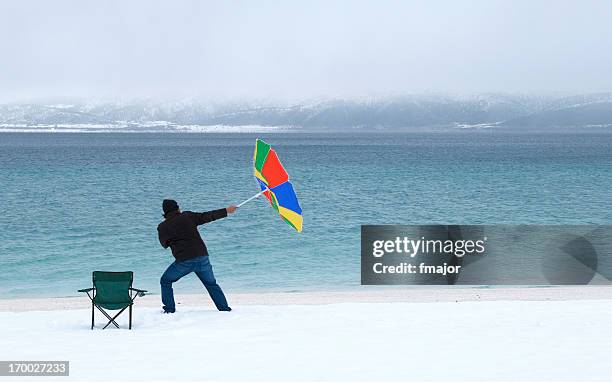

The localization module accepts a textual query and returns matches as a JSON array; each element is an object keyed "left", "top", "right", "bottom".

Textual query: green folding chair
[{"left": 78, "top": 271, "right": 147, "bottom": 330}]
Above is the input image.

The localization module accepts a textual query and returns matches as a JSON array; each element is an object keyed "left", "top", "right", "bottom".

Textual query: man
[{"left": 157, "top": 199, "right": 237, "bottom": 313}]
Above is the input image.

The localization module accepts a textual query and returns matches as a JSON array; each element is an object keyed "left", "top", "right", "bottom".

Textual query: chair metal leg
[
  {"left": 129, "top": 304, "right": 133, "bottom": 330},
  {"left": 101, "top": 306, "right": 128, "bottom": 329},
  {"left": 91, "top": 302, "right": 94, "bottom": 330},
  {"left": 96, "top": 305, "right": 121, "bottom": 329}
]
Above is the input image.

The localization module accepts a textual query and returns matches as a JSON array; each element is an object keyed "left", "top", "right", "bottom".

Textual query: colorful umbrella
[{"left": 237, "top": 139, "right": 303, "bottom": 232}]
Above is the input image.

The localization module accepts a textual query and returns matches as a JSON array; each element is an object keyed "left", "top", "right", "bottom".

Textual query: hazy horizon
[
  {"left": 2, "top": 90, "right": 611, "bottom": 106},
  {"left": 2, "top": 0, "right": 612, "bottom": 102}
]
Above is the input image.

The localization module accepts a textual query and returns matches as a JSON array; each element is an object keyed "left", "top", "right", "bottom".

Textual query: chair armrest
[
  {"left": 130, "top": 287, "right": 147, "bottom": 297},
  {"left": 78, "top": 288, "right": 94, "bottom": 293}
]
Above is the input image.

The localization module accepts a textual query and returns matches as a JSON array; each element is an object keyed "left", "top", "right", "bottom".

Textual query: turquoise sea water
[{"left": 0, "top": 132, "right": 611, "bottom": 298}]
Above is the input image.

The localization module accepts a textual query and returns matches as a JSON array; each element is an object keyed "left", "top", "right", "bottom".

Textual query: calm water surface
[{"left": 0, "top": 132, "right": 610, "bottom": 297}]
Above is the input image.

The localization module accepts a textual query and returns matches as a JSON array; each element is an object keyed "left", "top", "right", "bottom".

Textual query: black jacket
[{"left": 157, "top": 209, "right": 228, "bottom": 262}]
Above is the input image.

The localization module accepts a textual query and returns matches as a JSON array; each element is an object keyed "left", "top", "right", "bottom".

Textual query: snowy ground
[{"left": 1, "top": 295, "right": 612, "bottom": 381}]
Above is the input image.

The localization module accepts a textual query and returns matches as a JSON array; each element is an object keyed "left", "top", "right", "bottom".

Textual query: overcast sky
[{"left": 1, "top": 0, "right": 611, "bottom": 102}]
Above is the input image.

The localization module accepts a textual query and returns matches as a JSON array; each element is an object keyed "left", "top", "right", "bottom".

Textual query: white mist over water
[{"left": 1, "top": 0, "right": 612, "bottom": 102}]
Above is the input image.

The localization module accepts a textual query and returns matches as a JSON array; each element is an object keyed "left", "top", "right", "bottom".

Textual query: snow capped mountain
[
  {"left": 0, "top": 93, "right": 611, "bottom": 131},
  {"left": 501, "top": 93, "right": 612, "bottom": 129}
]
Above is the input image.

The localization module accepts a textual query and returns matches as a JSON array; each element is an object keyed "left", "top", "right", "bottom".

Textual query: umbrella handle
[{"left": 237, "top": 190, "right": 265, "bottom": 207}]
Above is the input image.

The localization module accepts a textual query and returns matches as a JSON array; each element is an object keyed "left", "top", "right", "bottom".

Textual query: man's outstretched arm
[{"left": 192, "top": 205, "right": 237, "bottom": 225}]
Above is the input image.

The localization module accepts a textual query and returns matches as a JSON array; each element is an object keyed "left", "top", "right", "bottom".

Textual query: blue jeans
[{"left": 160, "top": 256, "right": 230, "bottom": 312}]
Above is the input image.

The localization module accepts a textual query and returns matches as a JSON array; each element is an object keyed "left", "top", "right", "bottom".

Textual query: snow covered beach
[{"left": 1, "top": 287, "right": 612, "bottom": 381}]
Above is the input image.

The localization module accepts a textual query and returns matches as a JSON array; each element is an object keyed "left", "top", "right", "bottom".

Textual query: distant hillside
[
  {"left": 1, "top": 93, "right": 611, "bottom": 131},
  {"left": 501, "top": 93, "right": 612, "bottom": 129}
]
